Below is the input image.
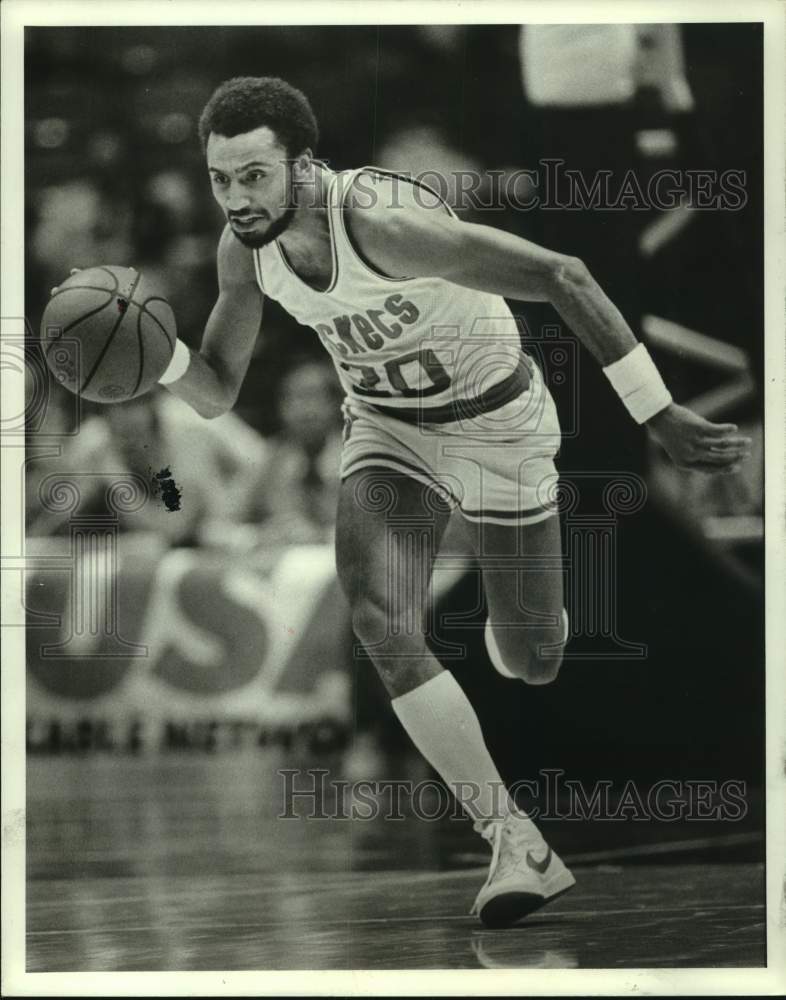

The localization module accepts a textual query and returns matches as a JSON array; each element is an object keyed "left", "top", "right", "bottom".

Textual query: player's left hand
[{"left": 646, "top": 402, "right": 752, "bottom": 474}]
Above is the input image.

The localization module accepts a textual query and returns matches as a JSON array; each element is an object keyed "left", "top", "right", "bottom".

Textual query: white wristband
[
  {"left": 602, "top": 343, "right": 672, "bottom": 424},
  {"left": 158, "top": 339, "right": 191, "bottom": 385}
]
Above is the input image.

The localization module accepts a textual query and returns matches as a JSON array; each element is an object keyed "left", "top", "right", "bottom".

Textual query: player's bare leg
[
  {"left": 335, "top": 468, "right": 450, "bottom": 699},
  {"left": 478, "top": 514, "right": 568, "bottom": 685},
  {"left": 336, "top": 467, "right": 518, "bottom": 825},
  {"left": 335, "top": 468, "right": 574, "bottom": 925}
]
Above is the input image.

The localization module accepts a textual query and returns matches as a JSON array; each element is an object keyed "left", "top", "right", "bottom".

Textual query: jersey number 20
[{"left": 342, "top": 348, "right": 450, "bottom": 398}]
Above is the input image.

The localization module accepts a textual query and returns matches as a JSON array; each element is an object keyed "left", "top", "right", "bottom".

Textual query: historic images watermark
[
  {"left": 278, "top": 768, "right": 749, "bottom": 823},
  {"left": 290, "top": 160, "right": 749, "bottom": 213}
]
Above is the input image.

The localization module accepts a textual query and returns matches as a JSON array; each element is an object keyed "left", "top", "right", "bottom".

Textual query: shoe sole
[{"left": 478, "top": 881, "right": 575, "bottom": 929}]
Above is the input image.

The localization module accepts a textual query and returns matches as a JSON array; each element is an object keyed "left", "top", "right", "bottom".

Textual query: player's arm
[
  {"left": 347, "top": 196, "right": 752, "bottom": 474},
  {"left": 161, "top": 224, "right": 262, "bottom": 419}
]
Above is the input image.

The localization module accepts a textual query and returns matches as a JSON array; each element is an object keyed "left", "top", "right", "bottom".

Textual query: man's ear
[{"left": 292, "top": 149, "right": 314, "bottom": 181}]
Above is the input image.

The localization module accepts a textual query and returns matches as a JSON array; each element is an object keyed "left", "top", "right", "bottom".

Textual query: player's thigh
[
  {"left": 335, "top": 467, "right": 451, "bottom": 616},
  {"left": 478, "top": 512, "right": 564, "bottom": 631}
]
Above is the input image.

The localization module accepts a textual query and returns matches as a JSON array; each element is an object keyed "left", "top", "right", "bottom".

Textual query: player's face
[{"left": 206, "top": 126, "right": 299, "bottom": 248}]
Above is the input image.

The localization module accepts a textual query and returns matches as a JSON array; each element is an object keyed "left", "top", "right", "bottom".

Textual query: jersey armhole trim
[
  {"left": 336, "top": 167, "right": 453, "bottom": 285},
  {"left": 252, "top": 248, "right": 266, "bottom": 292}
]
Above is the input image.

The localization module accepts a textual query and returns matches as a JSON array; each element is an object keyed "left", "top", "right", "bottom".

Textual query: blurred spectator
[
  {"left": 241, "top": 357, "right": 343, "bottom": 545},
  {"left": 27, "top": 390, "right": 266, "bottom": 546},
  {"left": 521, "top": 24, "right": 692, "bottom": 111},
  {"left": 30, "top": 180, "right": 135, "bottom": 290}
]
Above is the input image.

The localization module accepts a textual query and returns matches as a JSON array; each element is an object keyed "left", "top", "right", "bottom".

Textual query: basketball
[{"left": 41, "top": 265, "right": 177, "bottom": 402}]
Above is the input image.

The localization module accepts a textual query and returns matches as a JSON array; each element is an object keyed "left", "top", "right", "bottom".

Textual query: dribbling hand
[{"left": 646, "top": 402, "right": 752, "bottom": 475}]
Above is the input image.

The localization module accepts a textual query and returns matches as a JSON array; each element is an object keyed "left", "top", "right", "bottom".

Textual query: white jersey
[{"left": 252, "top": 166, "right": 525, "bottom": 413}]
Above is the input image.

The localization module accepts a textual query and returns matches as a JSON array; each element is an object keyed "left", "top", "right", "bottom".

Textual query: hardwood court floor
[{"left": 26, "top": 753, "right": 766, "bottom": 971}]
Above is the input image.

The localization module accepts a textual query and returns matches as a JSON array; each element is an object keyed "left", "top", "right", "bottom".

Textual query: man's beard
[
  {"left": 229, "top": 164, "right": 299, "bottom": 248},
  {"left": 229, "top": 204, "right": 297, "bottom": 248}
]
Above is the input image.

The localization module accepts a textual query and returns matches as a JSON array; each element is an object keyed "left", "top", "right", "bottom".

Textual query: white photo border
[{"left": 2, "top": 0, "right": 784, "bottom": 995}]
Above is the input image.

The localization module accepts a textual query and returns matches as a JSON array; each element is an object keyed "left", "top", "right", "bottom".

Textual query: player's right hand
[
  {"left": 646, "top": 402, "right": 752, "bottom": 474},
  {"left": 50, "top": 268, "right": 81, "bottom": 296}
]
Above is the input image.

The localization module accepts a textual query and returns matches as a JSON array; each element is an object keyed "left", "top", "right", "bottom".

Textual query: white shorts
[{"left": 340, "top": 353, "right": 562, "bottom": 526}]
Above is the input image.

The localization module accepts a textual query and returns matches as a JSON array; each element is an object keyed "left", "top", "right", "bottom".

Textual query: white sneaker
[{"left": 470, "top": 813, "right": 576, "bottom": 927}]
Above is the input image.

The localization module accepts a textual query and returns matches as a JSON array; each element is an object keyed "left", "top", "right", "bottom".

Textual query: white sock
[
  {"left": 392, "top": 671, "right": 522, "bottom": 825},
  {"left": 486, "top": 608, "right": 570, "bottom": 680}
]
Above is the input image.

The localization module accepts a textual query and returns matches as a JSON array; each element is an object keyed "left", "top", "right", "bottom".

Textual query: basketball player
[{"left": 86, "top": 78, "right": 753, "bottom": 926}]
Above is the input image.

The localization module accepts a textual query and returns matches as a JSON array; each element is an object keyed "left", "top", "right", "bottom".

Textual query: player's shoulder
[{"left": 341, "top": 167, "right": 451, "bottom": 246}]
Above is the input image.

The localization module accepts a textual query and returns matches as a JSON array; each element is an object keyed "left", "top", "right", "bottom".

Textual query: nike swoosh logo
[{"left": 526, "top": 845, "right": 552, "bottom": 875}]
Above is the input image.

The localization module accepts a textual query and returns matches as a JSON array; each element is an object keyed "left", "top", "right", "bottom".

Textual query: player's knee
[
  {"left": 521, "top": 648, "right": 563, "bottom": 686},
  {"left": 490, "top": 625, "right": 564, "bottom": 685},
  {"left": 349, "top": 594, "right": 387, "bottom": 646},
  {"left": 349, "top": 594, "right": 415, "bottom": 646},
  {"left": 520, "top": 632, "right": 565, "bottom": 686}
]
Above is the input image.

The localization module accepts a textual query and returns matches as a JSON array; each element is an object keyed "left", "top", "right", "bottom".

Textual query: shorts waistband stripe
[
  {"left": 363, "top": 354, "right": 532, "bottom": 426},
  {"left": 460, "top": 502, "right": 559, "bottom": 520}
]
